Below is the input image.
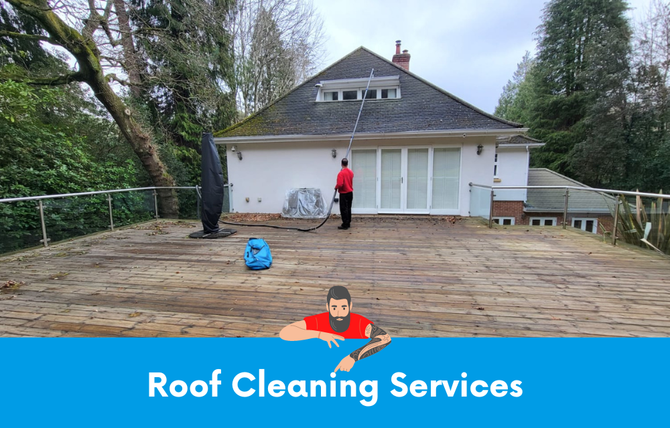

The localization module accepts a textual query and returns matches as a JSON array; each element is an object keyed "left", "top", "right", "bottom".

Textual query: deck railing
[
  {"left": 470, "top": 183, "right": 670, "bottom": 252},
  {"left": 0, "top": 185, "right": 230, "bottom": 254}
]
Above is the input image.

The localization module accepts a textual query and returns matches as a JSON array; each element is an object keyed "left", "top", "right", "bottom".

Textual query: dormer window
[{"left": 316, "top": 76, "right": 401, "bottom": 102}]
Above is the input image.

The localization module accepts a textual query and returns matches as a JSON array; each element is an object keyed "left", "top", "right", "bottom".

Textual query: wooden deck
[{"left": 1, "top": 216, "right": 669, "bottom": 337}]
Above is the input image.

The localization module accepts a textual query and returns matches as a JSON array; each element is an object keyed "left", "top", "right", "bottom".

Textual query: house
[
  {"left": 492, "top": 167, "right": 616, "bottom": 234},
  {"left": 214, "top": 42, "right": 530, "bottom": 217}
]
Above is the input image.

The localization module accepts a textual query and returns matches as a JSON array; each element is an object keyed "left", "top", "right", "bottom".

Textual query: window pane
[
  {"left": 531, "top": 219, "right": 541, "bottom": 226},
  {"left": 432, "top": 148, "right": 460, "bottom": 210},
  {"left": 407, "top": 149, "right": 428, "bottom": 210},
  {"left": 324, "top": 91, "right": 338, "bottom": 101},
  {"left": 586, "top": 220, "right": 594, "bottom": 233},
  {"left": 574, "top": 219, "right": 582, "bottom": 229},
  {"left": 381, "top": 88, "right": 397, "bottom": 99},
  {"left": 363, "top": 89, "right": 377, "bottom": 99},
  {"left": 544, "top": 219, "right": 553, "bottom": 226},
  {"left": 352, "top": 149, "right": 377, "bottom": 209},
  {"left": 343, "top": 90, "right": 357, "bottom": 100},
  {"left": 503, "top": 219, "right": 512, "bottom": 225},
  {"left": 381, "top": 149, "right": 402, "bottom": 209},
  {"left": 493, "top": 218, "right": 501, "bottom": 224}
]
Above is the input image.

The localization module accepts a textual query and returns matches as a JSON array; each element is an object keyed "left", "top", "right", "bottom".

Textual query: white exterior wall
[
  {"left": 495, "top": 147, "right": 529, "bottom": 202},
  {"left": 460, "top": 136, "right": 496, "bottom": 215},
  {"left": 223, "top": 135, "right": 497, "bottom": 217},
  {"left": 226, "top": 140, "right": 349, "bottom": 214}
]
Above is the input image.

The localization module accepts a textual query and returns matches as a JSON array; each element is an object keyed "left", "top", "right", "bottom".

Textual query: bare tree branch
[
  {"left": 82, "top": 0, "right": 103, "bottom": 39},
  {"left": 105, "top": 73, "right": 129, "bottom": 86},
  {"left": 0, "top": 30, "right": 62, "bottom": 46},
  {"left": 100, "top": 0, "right": 119, "bottom": 47}
]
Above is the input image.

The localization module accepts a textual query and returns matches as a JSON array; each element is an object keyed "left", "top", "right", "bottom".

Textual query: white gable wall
[{"left": 223, "top": 135, "right": 497, "bottom": 216}]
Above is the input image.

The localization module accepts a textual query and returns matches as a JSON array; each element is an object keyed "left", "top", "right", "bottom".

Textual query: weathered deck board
[{"left": 1, "top": 217, "right": 669, "bottom": 337}]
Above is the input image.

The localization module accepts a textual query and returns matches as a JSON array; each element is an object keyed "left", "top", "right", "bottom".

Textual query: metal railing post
[
  {"left": 488, "top": 189, "right": 495, "bottom": 228},
  {"left": 37, "top": 200, "right": 49, "bottom": 247},
  {"left": 107, "top": 193, "right": 114, "bottom": 231},
  {"left": 153, "top": 190, "right": 159, "bottom": 219},
  {"left": 612, "top": 198, "right": 619, "bottom": 246},
  {"left": 196, "top": 186, "right": 201, "bottom": 219},
  {"left": 562, "top": 189, "right": 569, "bottom": 229}
]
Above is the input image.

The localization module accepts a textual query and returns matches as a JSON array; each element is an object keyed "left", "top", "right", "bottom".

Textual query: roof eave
[{"left": 215, "top": 128, "right": 530, "bottom": 145}]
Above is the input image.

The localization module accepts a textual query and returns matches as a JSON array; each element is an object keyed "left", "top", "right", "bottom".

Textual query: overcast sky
[{"left": 313, "top": 0, "right": 654, "bottom": 114}]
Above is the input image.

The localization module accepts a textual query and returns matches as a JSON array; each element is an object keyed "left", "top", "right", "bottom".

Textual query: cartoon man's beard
[{"left": 329, "top": 313, "right": 351, "bottom": 332}]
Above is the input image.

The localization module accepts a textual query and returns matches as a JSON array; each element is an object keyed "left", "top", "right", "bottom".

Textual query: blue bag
[{"left": 244, "top": 238, "right": 272, "bottom": 270}]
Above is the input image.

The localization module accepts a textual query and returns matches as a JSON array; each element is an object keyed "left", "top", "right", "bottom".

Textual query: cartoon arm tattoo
[{"left": 349, "top": 324, "right": 392, "bottom": 361}]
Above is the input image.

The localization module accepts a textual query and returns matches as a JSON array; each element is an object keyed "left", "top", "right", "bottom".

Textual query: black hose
[
  {"left": 220, "top": 188, "right": 338, "bottom": 232},
  {"left": 220, "top": 68, "right": 375, "bottom": 233}
]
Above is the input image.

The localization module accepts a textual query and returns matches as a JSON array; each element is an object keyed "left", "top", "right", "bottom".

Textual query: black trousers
[{"left": 339, "top": 192, "right": 353, "bottom": 228}]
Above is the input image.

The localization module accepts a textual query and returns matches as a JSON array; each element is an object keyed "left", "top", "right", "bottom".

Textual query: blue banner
[{"left": 1, "top": 338, "right": 667, "bottom": 426}]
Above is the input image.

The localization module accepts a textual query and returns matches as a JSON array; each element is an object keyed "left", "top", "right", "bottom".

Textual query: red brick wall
[{"left": 491, "top": 201, "right": 525, "bottom": 225}]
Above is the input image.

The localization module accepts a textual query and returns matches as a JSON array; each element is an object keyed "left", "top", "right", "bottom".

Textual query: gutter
[
  {"left": 523, "top": 208, "right": 612, "bottom": 214},
  {"left": 497, "top": 143, "right": 545, "bottom": 149},
  {"left": 214, "top": 128, "right": 530, "bottom": 145}
]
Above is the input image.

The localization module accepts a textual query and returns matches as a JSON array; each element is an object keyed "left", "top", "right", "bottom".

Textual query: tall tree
[
  {"left": 495, "top": 51, "right": 534, "bottom": 124},
  {"left": 529, "top": 0, "right": 631, "bottom": 184},
  {"left": 569, "top": 6, "right": 632, "bottom": 187},
  {"left": 624, "top": 0, "right": 670, "bottom": 191},
  {"left": 230, "top": 0, "right": 324, "bottom": 116},
  {"left": 1, "top": 0, "right": 180, "bottom": 216},
  {"left": 128, "top": 0, "right": 237, "bottom": 150}
]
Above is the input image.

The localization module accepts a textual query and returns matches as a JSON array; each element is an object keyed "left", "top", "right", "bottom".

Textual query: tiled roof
[
  {"left": 216, "top": 47, "right": 522, "bottom": 138},
  {"left": 526, "top": 168, "right": 615, "bottom": 213}
]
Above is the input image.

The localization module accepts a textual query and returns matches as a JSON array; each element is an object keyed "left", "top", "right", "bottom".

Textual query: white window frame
[
  {"left": 571, "top": 217, "right": 598, "bottom": 234},
  {"left": 529, "top": 217, "right": 557, "bottom": 226},
  {"left": 316, "top": 76, "right": 401, "bottom": 102},
  {"left": 493, "top": 217, "right": 515, "bottom": 225}
]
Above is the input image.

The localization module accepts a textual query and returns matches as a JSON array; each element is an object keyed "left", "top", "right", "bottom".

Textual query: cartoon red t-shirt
[{"left": 303, "top": 313, "right": 372, "bottom": 339}]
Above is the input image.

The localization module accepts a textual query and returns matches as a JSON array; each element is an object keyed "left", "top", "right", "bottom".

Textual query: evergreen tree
[
  {"left": 495, "top": 51, "right": 534, "bottom": 124},
  {"left": 529, "top": 0, "right": 631, "bottom": 183},
  {"left": 129, "top": 0, "right": 237, "bottom": 152}
]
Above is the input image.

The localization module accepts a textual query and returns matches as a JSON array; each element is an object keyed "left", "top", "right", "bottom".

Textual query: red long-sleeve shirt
[{"left": 335, "top": 167, "right": 354, "bottom": 193}]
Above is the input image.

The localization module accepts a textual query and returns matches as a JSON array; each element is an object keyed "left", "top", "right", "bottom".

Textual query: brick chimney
[{"left": 392, "top": 40, "right": 411, "bottom": 71}]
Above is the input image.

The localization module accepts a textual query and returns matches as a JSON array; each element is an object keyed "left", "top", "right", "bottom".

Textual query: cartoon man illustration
[{"left": 279, "top": 286, "right": 391, "bottom": 372}]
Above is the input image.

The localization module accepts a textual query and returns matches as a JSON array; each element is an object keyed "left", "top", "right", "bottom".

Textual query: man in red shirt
[
  {"left": 335, "top": 158, "right": 354, "bottom": 230},
  {"left": 280, "top": 286, "right": 391, "bottom": 372}
]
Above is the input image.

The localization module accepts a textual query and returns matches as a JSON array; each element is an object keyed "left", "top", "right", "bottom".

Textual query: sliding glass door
[{"left": 351, "top": 146, "right": 460, "bottom": 214}]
